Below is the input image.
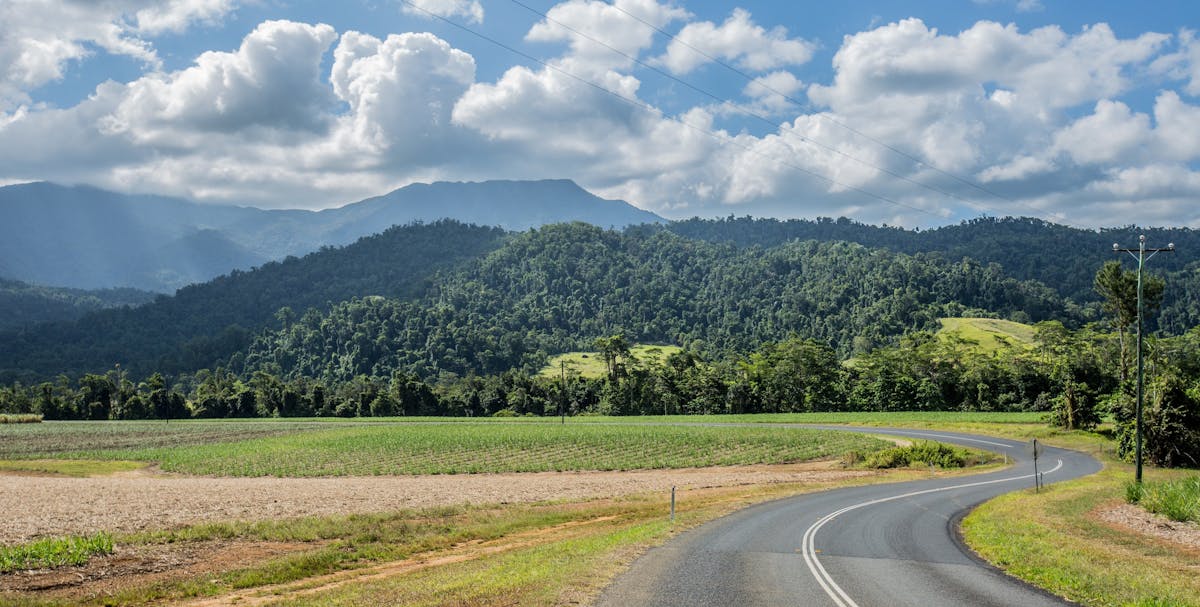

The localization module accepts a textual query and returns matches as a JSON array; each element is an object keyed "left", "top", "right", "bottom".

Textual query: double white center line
[{"left": 800, "top": 459, "right": 1065, "bottom": 607}]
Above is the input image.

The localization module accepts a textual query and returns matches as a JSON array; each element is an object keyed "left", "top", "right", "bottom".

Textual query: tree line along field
[{"left": 0, "top": 420, "right": 896, "bottom": 476}]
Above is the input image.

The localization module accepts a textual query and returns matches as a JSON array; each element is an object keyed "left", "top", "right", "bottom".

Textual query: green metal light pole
[{"left": 1113, "top": 235, "right": 1174, "bottom": 484}]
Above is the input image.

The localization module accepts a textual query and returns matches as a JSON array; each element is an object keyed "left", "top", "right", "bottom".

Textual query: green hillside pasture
[
  {"left": 938, "top": 317, "right": 1036, "bottom": 354},
  {"left": 539, "top": 344, "right": 683, "bottom": 379},
  {"left": 35, "top": 423, "right": 889, "bottom": 477}
]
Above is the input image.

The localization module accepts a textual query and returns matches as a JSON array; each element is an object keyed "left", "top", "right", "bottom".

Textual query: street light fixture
[{"left": 1113, "top": 235, "right": 1175, "bottom": 484}]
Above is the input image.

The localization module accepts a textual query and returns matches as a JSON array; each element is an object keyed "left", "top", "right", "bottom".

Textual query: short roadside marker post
[
  {"left": 1031, "top": 439, "right": 1041, "bottom": 493},
  {"left": 670, "top": 486, "right": 676, "bottom": 522}
]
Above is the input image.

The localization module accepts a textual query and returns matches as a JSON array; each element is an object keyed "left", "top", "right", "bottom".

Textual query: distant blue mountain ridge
[{"left": 0, "top": 179, "right": 664, "bottom": 292}]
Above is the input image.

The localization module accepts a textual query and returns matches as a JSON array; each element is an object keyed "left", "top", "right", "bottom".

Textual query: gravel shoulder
[{"left": 0, "top": 461, "right": 872, "bottom": 544}]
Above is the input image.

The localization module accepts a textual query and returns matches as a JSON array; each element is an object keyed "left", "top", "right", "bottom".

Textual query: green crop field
[
  {"left": 539, "top": 344, "right": 683, "bottom": 379},
  {"left": 2, "top": 421, "right": 889, "bottom": 477},
  {"left": 0, "top": 419, "right": 329, "bottom": 458},
  {"left": 938, "top": 317, "right": 1037, "bottom": 354}
]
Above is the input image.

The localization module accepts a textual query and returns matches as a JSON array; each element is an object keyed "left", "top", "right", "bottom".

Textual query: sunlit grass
[
  {"left": 0, "top": 459, "right": 145, "bottom": 477},
  {"left": 938, "top": 317, "right": 1036, "bottom": 353},
  {"left": 0, "top": 413, "right": 42, "bottom": 424}
]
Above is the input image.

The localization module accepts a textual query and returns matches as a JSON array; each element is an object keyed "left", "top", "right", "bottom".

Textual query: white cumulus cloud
[
  {"left": 103, "top": 21, "right": 339, "bottom": 141},
  {"left": 0, "top": 0, "right": 240, "bottom": 112},
  {"left": 4, "top": 6, "right": 1200, "bottom": 228},
  {"left": 400, "top": 0, "right": 484, "bottom": 24},
  {"left": 331, "top": 30, "right": 477, "bottom": 159},
  {"left": 526, "top": 0, "right": 688, "bottom": 73},
  {"left": 658, "top": 8, "right": 815, "bottom": 74}
]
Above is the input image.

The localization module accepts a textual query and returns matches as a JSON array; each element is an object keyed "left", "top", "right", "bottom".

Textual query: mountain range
[{"left": 0, "top": 179, "right": 663, "bottom": 292}]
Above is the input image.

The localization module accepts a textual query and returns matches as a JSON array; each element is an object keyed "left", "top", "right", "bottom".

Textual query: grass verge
[{"left": 962, "top": 451, "right": 1200, "bottom": 606}]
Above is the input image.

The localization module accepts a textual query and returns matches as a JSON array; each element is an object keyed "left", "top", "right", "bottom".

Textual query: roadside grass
[
  {"left": 963, "top": 449, "right": 1200, "bottom": 606},
  {"left": 0, "top": 459, "right": 145, "bottom": 477},
  {"left": 45, "top": 424, "right": 889, "bottom": 476},
  {"left": 1127, "top": 475, "right": 1200, "bottom": 523},
  {"left": 539, "top": 344, "right": 683, "bottom": 379},
  {"left": 0, "top": 533, "right": 113, "bottom": 573},
  {"left": 937, "top": 317, "right": 1036, "bottom": 353}
]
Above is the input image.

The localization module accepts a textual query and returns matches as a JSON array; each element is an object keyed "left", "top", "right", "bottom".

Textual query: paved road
[{"left": 596, "top": 427, "right": 1101, "bottom": 607}]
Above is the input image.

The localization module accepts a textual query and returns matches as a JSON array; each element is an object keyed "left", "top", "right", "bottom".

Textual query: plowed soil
[{"left": 0, "top": 461, "right": 870, "bottom": 545}]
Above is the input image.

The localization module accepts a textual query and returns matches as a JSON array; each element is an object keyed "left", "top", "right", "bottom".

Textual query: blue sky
[{"left": 2, "top": 0, "right": 1199, "bottom": 227}]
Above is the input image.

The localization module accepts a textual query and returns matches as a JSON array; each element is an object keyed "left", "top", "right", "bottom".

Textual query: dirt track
[{"left": 0, "top": 462, "right": 872, "bottom": 544}]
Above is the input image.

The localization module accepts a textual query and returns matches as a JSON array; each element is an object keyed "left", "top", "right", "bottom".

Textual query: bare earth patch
[
  {"left": 0, "top": 540, "right": 317, "bottom": 597},
  {"left": 1095, "top": 501, "right": 1200, "bottom": 552},
  {"left": 0, "top": 461, "right": 871, "bottom": 545}
]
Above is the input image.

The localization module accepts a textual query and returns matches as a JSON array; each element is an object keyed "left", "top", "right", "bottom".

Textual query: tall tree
[{"left": 594, "top": 334, "right": 631, "bottom": 382}]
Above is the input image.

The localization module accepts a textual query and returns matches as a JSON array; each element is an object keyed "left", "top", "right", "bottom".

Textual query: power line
[
  {"left": 400, "top": 0, "right": 942, "bottom": 218},
  {"left": 602, "top": 0, "right": 1064, "bottom": 224}
]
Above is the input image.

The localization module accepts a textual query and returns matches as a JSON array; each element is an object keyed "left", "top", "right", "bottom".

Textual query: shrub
[
  {"left": 861, "top": 441, "right": 976, "bottom": 469},
  {"left": 1116, "top": 373, "right": 1200, "bottom": 468}
]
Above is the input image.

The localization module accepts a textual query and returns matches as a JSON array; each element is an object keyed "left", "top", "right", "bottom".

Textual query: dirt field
[{"left": 0, "top": 461, "right": 872, "bottom": 545}]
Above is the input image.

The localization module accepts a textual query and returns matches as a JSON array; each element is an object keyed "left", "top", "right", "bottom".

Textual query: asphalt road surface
[{"left": 596, "top": 427, "right": 1101, "bottom": 607}]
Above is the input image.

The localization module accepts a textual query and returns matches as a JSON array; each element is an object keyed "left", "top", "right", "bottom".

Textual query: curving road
[{"left": 596, "top": 427, "right": 1101, "bottom": 607}]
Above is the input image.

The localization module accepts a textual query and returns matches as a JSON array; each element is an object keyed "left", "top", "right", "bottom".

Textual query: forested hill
[
  {"left": 0, "top": 221, "right": 507, "bottom": 381},
  {"left": 0, "top": 279, "right": 155, "bottom": 331},
  {"left": 657, "top": 216, "right": 1199, "bottom": 305},
  {"left": 232, "top": 223, "right": 1072, "bottom": 384}
]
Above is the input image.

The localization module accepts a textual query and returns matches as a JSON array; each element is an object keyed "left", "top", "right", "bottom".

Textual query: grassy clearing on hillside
[
  {"left": 938, "top": 317, "right": 1036, "bottom": 353},
  {"left": 539, "top": 344, "right": 683, "bottom": 379},
  {"left": 24, "top": 424, "right": 888, "bottom": 476}
]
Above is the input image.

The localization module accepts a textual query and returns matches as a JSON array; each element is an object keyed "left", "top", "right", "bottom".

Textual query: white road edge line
[
  {"left": 801, "top": 459, "right": 1066, "bottom": 607},
  {"left": 891, "top": 431, "right": 1013, "bottom": 448}
]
